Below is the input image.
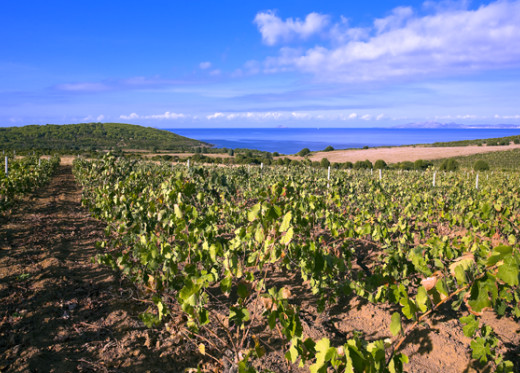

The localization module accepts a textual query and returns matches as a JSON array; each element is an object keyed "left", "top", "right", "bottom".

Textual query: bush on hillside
[
  {"left": 473, "top": 160, "right": 490, "bottom": 171},
  {"left": 320, "top": 158, "right": 330, "bottom": 168},
  {"left": 374, "top": 159, "right": 387, "bottom": 169},
  {"left": 354, "top": 160, "right": 372, "bottom": 169},
  {"left": 399, "top": 161, "right": 415, "bottom": 170},
  {"left": 414, "top": 159, "right": 433, "bottom": 170},
  {"left": 439, "top": 159, "right": 459, "bottom": 171}
]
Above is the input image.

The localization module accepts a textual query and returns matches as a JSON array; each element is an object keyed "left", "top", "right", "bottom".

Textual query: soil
[
  {"left": 1, "top": 165, "right": 519, "bottom": 372},
  {"left": 0, "top": 166, "right": 201, "bottom": 372},
  {"left": 304, "top": 143, "right": 520, "bottom": 164}
]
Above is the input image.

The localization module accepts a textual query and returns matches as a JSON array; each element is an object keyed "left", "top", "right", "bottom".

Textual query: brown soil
[
  {"left": 0, "top": 166, "right": 201, "bottom": 372},
  {"left": 1, "top": 166, "right": 518, "bottom": 372},
  {"left": 301, "top": 143, "right": 520, "bottom": 164}
]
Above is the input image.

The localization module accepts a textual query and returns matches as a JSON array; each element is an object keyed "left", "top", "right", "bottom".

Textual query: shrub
[
  {"left": 374, "top": 159, "right": 387, "bottom": 169},
  {"left": 439, "top": 159, "right": 459, "bottom": 171},
  {"left": 414, "top": 159, "right": 432, "bottom": 170},
  {"left": 323, "top": 145, "right": 334, "bottom": 152},
  {"left": 473, "top": 160, "right": 490, "bottom": 171},
  {"left": 354, "top": 160, "right": 372, "bottom": 169},
  {"left": 399, "top": 161, "right": 414, "bottom": 170},
  {"left": 320, "top": 158, "right": 330, "bottom": 168},
  {"left": 298, "top": 148, "right": 311, "bottom": 156}
]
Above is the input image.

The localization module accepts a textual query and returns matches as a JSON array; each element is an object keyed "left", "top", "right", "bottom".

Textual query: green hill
[{"left": 0, "top": 122, "right": 207, "bottom": 151}]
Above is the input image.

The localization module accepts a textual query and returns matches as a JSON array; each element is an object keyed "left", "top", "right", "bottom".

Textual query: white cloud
[
  {"left": 204, "top": 111, "right": 387, "bottom": 122},
  {"left": 55, "top": 82, "right": 110, "bottom": 92},
  {"left": 260, "top": 1, "right": 520, "bottom": 82},
  {"left": 254, "top": 11, "right": 329, "bottom": 45},
  {"left": 96, "top": 114, "right": 105, "bottom": 121},
  {"left": 374, "top": 6, "right": 413, "bottom": 34},
  {"left": 120, "top": 113, "right": 139, "bottom": 120},
  {"left": 494, "top": 114, "right": 520, "bottom": 119},
  {"left": 147, "top": 112, "right": 186, "bottom": 120},
  {"left": 120, "top": 112, "right": 187, "bottom": 120},
  {"left": 207, "top": 112, "right": 225, "bottom": 120},
  {"left": 199, "top": 61, "right": 212, "bottom": 70}
]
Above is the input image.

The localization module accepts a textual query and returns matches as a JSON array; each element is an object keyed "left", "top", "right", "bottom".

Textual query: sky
[{"left": 1, "top": 0, "right": 520, "bottom": 128}]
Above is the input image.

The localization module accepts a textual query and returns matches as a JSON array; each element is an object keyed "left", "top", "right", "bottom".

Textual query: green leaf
[
  {"left": 400, "top": 297, "right": 417, "bottom": 320},
  {"left": 247, "top": 203, "right": 261, "bottom": 222},
  {"left": 281, "top": 227, "right": 294, "bottom": 245},
  {"left": 497, "top": 257, "right": 519, "bottom": 286},
  {"left": 279, "top": 211, "right": 292, "bottom": 232},
  {"left": 220, "top": 275, "right": 232, "bottom": 294},
  {"left": 310, "top": 338, "right": 334, "bottom": 373},
  {"left": 390, "top": 312, "right": 402, "bottom": 336},
  {"left": 470, "top": 337, "right": 491, "bottom": 362},
  {"left": 285, "top": 344, "right": 299, "bottom": 363},
  {"left": 415, "top": 286, "right": 429, "bottom": 313},
  {"left": 174, "top": 204, "right": 183, "bottom": 219},
  {"left": 467, "top": 280, "right": 496, "bottom": 314},
  {"left": 460, "top": 315, "right": 479, "bottom": 337},
  {"left": 139, "top": 312, "right": 160, "bottom": 328}
]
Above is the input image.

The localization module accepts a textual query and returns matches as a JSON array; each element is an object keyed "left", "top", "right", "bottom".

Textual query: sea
[{"left": 168, "top": 128, "right": 520, "bottom": 155}]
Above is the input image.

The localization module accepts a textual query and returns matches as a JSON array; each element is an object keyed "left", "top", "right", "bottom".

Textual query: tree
[
  {"left": 323, "top": 145, "right": 334, "bottom": 152},
  {"left": 473, "top": 160, "right": 490, "bottom": 171},
  {"left": 399, "top": 161, "right": 414, "bottom": 170},
  {"left": 298, "top": 148, "right": 311, "bottom": 156},
  {"left": 354, "top": 160, "right": 372, "bottom": 169},
  {"left": 320, "top": 158, "right": 330, "bottom": 168},
  {"left": 414, "top": 159, "right": 432, "bottom": 170},
  {"left": 374, "top": 159, "right": 387, "bottom": 169},
  {"left": 439, "top": 159, "right": 459, "bottom": 171}
]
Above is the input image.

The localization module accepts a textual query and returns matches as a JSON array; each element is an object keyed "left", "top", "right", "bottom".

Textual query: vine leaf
[{"left": 390, "top": 312, "right": 402, "bottom": 336}]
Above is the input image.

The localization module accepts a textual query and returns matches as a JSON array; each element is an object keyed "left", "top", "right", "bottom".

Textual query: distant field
[{"left": 306, "top": 143, "right": 520, "bottom": 164}]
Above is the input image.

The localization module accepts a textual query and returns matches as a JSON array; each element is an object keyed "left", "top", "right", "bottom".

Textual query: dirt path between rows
[{"left": 0, "top": 166, "right": 197, "bottom": 373}]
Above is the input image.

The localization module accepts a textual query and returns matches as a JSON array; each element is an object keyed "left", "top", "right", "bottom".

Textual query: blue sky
[{"left": 1, "top": 0, "right": 520, "bottom": 128}]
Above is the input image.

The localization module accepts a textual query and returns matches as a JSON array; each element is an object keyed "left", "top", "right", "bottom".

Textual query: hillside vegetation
[{"left": 0, "top": 122, "right": 207, "bottom": 151}]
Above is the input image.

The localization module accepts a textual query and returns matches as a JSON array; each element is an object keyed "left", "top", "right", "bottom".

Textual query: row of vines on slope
[{"left": 73, "top": 154, "right": 518, "bottom": 372}]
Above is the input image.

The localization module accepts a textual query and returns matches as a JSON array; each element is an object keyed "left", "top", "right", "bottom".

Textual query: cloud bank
[{"left": 257, "top": 1, "right": 520, "bottom": 82}]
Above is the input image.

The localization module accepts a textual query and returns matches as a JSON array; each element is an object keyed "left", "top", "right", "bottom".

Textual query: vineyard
[
  {"left": 0, "top": 155, "right": 60, "bottom": 212},
  {"left": 70, "top": 154, "right": 519, "bottom": 372}
]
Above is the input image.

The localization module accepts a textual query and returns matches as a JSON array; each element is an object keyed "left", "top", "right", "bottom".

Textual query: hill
[{"left": 0, "top": 122, "right": 207, "bottom": 151}]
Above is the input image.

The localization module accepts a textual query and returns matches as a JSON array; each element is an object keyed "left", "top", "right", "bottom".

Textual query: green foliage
[
  {"left": 73, "top": 155, "right": 519, "bottom": 372},
  {"left": 323, "top": 145, "right": 334, "bottom": 152},
  {"left": 0, "top": 122, "right": 205, "bottom": 151},
  {"left": 298, "top": 148, "right": 311, "bottom": 156},
  {"left": 320, "top": 158, "right": 330, "bottom": 168},
  {"left": 414, "top": 159, "right": 432, "bottom": 170},
  {"left": 354, "top": 160, "right": 372, "bottom": 169},
  {"left": 439, "top": 158, "right": 459, "bottom": 171},
  {"left": 374, "top": 159, "right": 387, "bottom": 169},
  {"left": 0, "top": 155, "right": 60, "bottom": 211},
  {"left": 473, "top": 160, "right": 490, "bottom": 171},
  {"left": 398, "top": 161, "right": 414, "bottom": 170}
]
